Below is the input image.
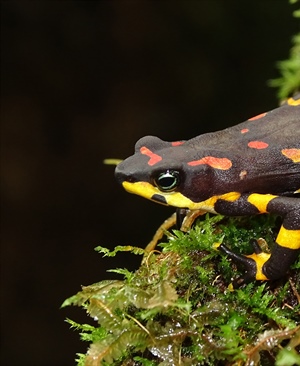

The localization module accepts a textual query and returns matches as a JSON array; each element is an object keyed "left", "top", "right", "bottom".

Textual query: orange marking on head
[
  {"left": 188, "top": 156, "right": 232, "bottom": 170},
  {"left": 282, "top": 148, "right": 300, "bottom": 163},
  {"left": 241, "top": 128, "right": 249, "bottom": 134},
  {"left": 248, "top": 141, "right": 269, "bottom": 149},
  {"left": 248, "top": 112, "right": 267, "bottom": 121},
  {"left": 140, "top": 146, "right": 162, "bottom": 166},
  {"left": 171, "top": 141, "right": 184, "bottom": 146}
]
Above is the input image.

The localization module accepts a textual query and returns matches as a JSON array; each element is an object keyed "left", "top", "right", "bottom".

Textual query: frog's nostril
[{"left": 126, "top": 175, "right": 135, "bottom": 183}]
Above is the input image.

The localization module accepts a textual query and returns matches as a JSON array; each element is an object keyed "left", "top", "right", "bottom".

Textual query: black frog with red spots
[{"left": 115, "top": 95, "right": 300, "bottom": 285}]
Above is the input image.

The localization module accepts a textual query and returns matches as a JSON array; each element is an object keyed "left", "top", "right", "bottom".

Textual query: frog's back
[
  {"left": 188, "top": 97, "right": 299, "bottom": 150},
  {"left": 186, "top": 96, "right": 300, "bottom": 196}
]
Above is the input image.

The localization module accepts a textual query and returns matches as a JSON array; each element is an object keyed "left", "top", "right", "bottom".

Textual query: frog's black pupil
[
  {"left": 158, "top": 175, "right": 175, "bottom": 189},
  {"left": 156, "top": 171, "right": 179, "bottom": 192}
]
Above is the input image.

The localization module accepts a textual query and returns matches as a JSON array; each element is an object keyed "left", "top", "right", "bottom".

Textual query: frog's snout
[
  {"left": 115, "top": 163, "right": 135, "bottom": 186},
  {"left": 115, "top": 164, "right": 126, "bottom": 185}
]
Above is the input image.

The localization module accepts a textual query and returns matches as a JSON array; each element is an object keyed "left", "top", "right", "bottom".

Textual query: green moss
[
  {"left": 269, "top": 0, "right": 300, "bottom": 99},
  {"left": 62, "top": 214, "right": 300, "bottom": 366}
]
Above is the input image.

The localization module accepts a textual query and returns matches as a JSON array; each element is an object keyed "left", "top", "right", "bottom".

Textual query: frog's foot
[{"left": 218, "top": 240, "right": 270, "bottom": 288}]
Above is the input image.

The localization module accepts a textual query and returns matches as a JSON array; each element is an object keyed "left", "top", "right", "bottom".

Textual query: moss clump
[
  {"left": 62, "top": 214, "right": 300, "bottom": 366},
  {"left": 269, "top": 0, "right": 300, "bottom": 99}
]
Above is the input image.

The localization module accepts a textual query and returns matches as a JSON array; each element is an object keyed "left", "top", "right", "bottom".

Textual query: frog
[{"left": 115, "top": 95, "right": 300, "bottom": 286}]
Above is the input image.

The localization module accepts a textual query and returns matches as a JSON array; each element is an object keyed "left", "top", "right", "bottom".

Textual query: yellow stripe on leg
[
  {"left": 247, "top": 193, "right": 277, "bottom": 213},
  {"left": 246, "top": 252, "right": 270, "bottom": 281},
  {"left": 276, "top": 227, "right": 300, "bottom": 250},
  {"left": 287, "top": 96, "right": 300, "bottom": 106}
]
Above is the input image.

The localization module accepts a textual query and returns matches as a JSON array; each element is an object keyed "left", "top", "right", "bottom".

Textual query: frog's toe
[{"left": 218, "top": 241, "right": 271, "bottom": 288}]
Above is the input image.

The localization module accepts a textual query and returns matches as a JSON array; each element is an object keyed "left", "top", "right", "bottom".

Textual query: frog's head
[{"left": 115, "top": 136, "right": 217, "bottom": 210}]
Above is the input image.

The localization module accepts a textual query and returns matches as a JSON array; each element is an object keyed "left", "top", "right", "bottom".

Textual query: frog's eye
[{"left": 154, "top": 170, "right": 180, "bottom": 192}]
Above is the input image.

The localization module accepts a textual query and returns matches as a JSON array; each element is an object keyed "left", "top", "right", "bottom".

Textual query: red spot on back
[
  {"left": 140, "top": 146, "right": 162, "bottom": 166},
  {"left": 248, "top": 112, "right": 267, "bottom": 121},
  {"left": 171, "top": 141, "right": 184, "bottom": 146},
  {"left": 248, "top": 141, "right": 269, "bottom": 149},
  {"left": 241, "top": 128, "right": 249, "bottom": 134},
  {"left": 188, "top": 156, "right": 232, "bottom": 170}
]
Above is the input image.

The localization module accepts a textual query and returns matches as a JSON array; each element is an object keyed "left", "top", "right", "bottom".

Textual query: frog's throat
[{"left": 122, "top": 181, "right": 241, "bottom": 212}]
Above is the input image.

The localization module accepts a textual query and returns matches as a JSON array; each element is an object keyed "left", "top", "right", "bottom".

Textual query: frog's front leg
[
  {"left": 215, "top": 193, "right": 300, "bottom": 287},
  {"left": 144, "top": 208, "right": 206, "bottom": 254}
]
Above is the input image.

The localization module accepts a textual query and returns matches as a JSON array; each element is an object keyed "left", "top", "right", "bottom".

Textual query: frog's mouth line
[
  {"left": 122, "top": 181, "right": 175, "bottom": 206},
  {"left": 122, "top": 181, "right": 240, "bottom": 212},
  {"left": 122, "top": 180, "right": 193, "bottom": 208}
]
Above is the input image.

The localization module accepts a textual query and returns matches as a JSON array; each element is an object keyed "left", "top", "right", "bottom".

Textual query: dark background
[{"left": 1, "top": 1, "right": 299, "bottom": 365}]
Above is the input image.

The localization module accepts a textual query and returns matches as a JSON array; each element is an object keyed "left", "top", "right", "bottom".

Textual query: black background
[{"left": 1, "top": 1, "right": 299, "bottom": 365}]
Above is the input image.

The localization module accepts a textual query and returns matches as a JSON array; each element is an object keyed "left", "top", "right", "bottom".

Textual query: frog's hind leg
[
  {"left": 261, "top": 199, "right": 300, "bottom": 281},
  {"left": 218, "top": 194, "right": 300, "bottom": 287}
]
